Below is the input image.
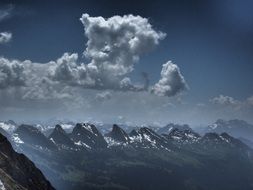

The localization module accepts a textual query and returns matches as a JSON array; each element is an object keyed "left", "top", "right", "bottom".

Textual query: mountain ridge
[
  {"left": 0, "top": 132, "right": 55, "bottom": 190},
  {"left": 1, "top": 121, "right": 253, "bottom": 190}
]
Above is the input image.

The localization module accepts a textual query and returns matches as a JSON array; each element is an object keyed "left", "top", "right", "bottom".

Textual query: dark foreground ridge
[
  {"left": 0, "top": 132, "right": 55, "bottom": 190},
  {"left": 1, "top": 122, "right": 253, "bottom": 190}
]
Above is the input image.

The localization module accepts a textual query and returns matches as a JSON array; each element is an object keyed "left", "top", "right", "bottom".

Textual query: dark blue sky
[
  {"left": 0, "top": 0, "right": 253, "bottom": 124},
  {"left": 1, "top": 0, "right": 253, "bottom": 103}
]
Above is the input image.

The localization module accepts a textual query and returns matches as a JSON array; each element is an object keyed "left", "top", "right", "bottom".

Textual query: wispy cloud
[
  {"left": 0, "top": 32, "right": 12, "bottom": 44},
  {"left": 0, "top": 5, "right": 14, "bottom": 44},
  {"left": 210, "top": 94, "right": 253, "bottom": 111},
  {"left": 0, "top": 4, "right": 14, "bottom": 22}
]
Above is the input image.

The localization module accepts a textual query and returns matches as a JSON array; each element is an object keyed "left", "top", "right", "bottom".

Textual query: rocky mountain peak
[
  {"left": 71, "top": 123, "right": 107, "bottom": 149},
  {"left": 48, "top": 125, "right": 75, "bottom": 148},
  {"left": 105, "top": 124, "right": 130, "bottom": 143}
]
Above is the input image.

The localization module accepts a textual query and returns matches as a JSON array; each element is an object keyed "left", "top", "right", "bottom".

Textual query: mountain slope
[
  {"left": 70, "top": 123, "right": 107, "bottom": 149},
  {"left": 48, "top": 124, "right": 76, "bottom": 149},
  {"left": 105, "top": 124, "right": 130, "bottom": 146},
  {"left": 4, "top": 122, "right": 253, "bottom": 190},
  {"left": 0, "top": 132, "right": 55, "bottom": 190},
  {"left": 14, "top": 124, "right": 57, "bottom": 150}
]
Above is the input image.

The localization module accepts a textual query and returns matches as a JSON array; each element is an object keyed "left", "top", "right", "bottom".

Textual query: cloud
[
  {"left": 210, "top": 95, "right": 239, "bottom": 106},
  {"left": 205, "top": 94, "right": 253, "bottom": 122},
  {"left": 95, "top": 91, "right": 112, "bottom": 102},
  {"left": 0, "top": 5, "right": 14, "bottom": 45},
  {"left": 49, "top": 14, "right": 166, "bottom": 91},
  {"left": 0, "top": 13, "right": 188, "bottom": 111},
  {"left": 151, "top": 61, "right": 188, "bottom": 96},
  {"left": 49, "top": 53, "right": 96, "bottom": 87},
  {"left": 0, "top": 4, "right": 14, "bottom": 22},
  {"left": 210, "top": 94, "right": 253, "bottom": 111},
  {"left": 247, "top": 96, "right": 253, "bottom": 106},
  {"left": 0, "top": 57, "right": 26, "bottom": 88},
  {"left": 0, "top": 14, "right": 187, "bottom": 98},
  {"left": 0, "top": 32, "right": 12, "bottom": 44}
]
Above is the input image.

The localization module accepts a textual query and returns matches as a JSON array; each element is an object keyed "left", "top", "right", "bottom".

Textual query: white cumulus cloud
[
  {"left": 50, "top": 14, "right": 166, "bottom": 91},
  {"left": 0, "top": 13, "right": 188, "bottom": 108},
  {"left": 0, "top": 57, "right": 26, "bottom": 88},
  {"left": 151, "top": 61, "right": 187, "bottom": 96}
]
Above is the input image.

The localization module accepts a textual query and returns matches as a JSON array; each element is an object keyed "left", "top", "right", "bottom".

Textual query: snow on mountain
[
  {"left": 74, "top": 141, "right": 91, "bottom": 149},
  {"left": 70, "top": 123, "right": 107, "bottom": 149},
  {"left": 129, "top": 127, "right": 169, "bottom": 149},
  {"left": 11, "top": 133, "right": 24, "bottom": 144},
  {"left": 105, "top": 124, "right": 130, "bottom": 144},
  {"left": 48, "top": 125, "right": 76, "bottom": 149},
  {"left": 0, "top": 122, "right": 16, "bottom": 133},
  {"left": 0, "top": 179, "right": 6, "bottom": 190},
  {"left": 14, "top": 124, "right": 57, "bottom": 151},
  {"left": 104, "top": 137, "right": 128, "bottom": 147},
  {"left": 164, "top": 129, "right": 201, "bottom": 144}
]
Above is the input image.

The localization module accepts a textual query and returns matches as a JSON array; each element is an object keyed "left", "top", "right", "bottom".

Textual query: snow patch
[
  {"left": 11, "top": 134, "right": 24, "bottom": 144},
  {"left": 81, "top": 124, "right": 97, "bottom": 136},
  {"left": 0, "top": 179, "right": 6, "bottom": 190},
  {"left": 105, "top": 137, "right": 127, "bottom": 147},
  {"left": 220, "top": 136, "right": 230, "bottom": 143},
  {"left": 50, "top": 138, "right": 56, "bottom": 144},
  {"left": 74, "top": 141, "right": 91, "bottom": 149},
  {"left": 143, "top": 134, "right": 157, "bottom": 147},
  {"left": 129, "top": 134, "right": 142, "bottom": 143},
  {"left": 0, "top": 122, "right": 16, "bottom": 133}
]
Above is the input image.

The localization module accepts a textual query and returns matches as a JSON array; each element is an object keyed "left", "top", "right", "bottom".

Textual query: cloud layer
[
  {"left": 210, "top": 94, "right": 253, "bottom": 113},
  {"left": 0, "top": 13, "right": 188, "bottom": 122},
  {"left": 210, "top": 95, "right": 239, "bottom": 106},
  {"left": 0, "top": 14, "right": 187, "bottom": 99},
  {"left": 0, "top": 57, "right": 25, "bottom": 88}
]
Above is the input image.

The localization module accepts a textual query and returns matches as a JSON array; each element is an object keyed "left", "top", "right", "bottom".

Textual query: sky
[{"left": 0, "top": 0, "right": 253, "bottom": 126}]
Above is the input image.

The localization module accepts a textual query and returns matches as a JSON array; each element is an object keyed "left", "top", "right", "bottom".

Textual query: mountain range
[
  {"left": 197, "top": 119, "right": 253, "bottom": 148},
  {"left": 1, "top": 120, "right": 253, "bottom": 190},
  {"left": 1, "top": 121, "right": 253, "bottom": 189}
]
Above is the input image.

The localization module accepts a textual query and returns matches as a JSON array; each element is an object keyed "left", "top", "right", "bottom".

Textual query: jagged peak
[
  {"left": 49, "top": 125, "right": 69, "bottom": 138},
  {"left": 105, "top": 124, "right": 130, "bottom": 143},
  {"left": 111, "top": 124, "right": 127, "bottom": 135},
  {"left": 73, "top": 123, "right": 99, "bottom": 135},
  {"left": 54, "top": 124, "right": 66, "bottom": 134},
  {"left": 71, "top": 123, "right": 107, "bottom": 149}
]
